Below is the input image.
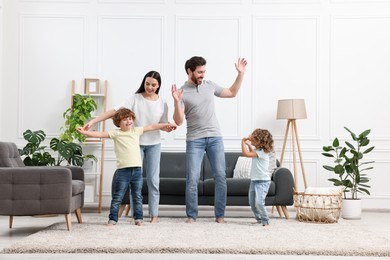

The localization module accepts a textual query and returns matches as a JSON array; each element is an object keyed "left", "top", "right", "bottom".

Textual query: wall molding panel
[
  {"left": 18, "top": 14, "right": 87, "bottom": 138},
  {"left": 174, "top": 16, "right": 242, "bottom": 141},
  {"left": 252, "top": 15, "right": 320, "bottom": 142},
  {"left": 329, "top": 15, "right": 390, "bottom": 142}
]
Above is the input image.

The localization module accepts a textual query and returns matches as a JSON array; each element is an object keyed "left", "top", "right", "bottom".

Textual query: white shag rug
[{"left": 2, "top": 216, "right": 390, "bottom": 256}]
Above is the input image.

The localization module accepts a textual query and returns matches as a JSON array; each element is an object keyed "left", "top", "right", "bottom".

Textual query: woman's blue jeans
[
  {"left": 248, "top": 180, "right": 271, "bottom": 225},
  {"left": 186, "top": 137, "right": 227, "bottom": 220},
  {"left": 140, "top": 144, "right": 161, "bottom": 217},
  {"left": 109, "top": 167, "right": 143, "bottom": 222}
]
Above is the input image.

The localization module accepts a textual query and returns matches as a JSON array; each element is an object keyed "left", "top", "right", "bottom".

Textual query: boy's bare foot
[
  {"left": 185, "top": 218, "right": 195, "bottom": 223},
  {"left": 107, "top": 220, "right": 116, "bottom": 226},
  {"left": 150, "top": 216, "right": 159, "bottom": 223},
  {"left": 216, "top": 217, "right": 225, "bottom": 223},
  {"left": 263, "top": 224, "right": 270, "bottom": 228}
]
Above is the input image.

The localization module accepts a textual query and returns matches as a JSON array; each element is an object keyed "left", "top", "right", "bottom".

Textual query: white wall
[
  {"left": 0, "top": 0, "right": 3, "bottom": 139},
  {"left": 1, "top": 0, "right": 390, "bottom": 209}
]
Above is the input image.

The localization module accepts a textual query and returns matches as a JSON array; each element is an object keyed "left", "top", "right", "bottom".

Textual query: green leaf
[
  {"left": 332, "top": 138, "right": 339, "bottom": 147},
  {"left": 363, "top": 146, "right": 375, "bottom": 154},
  {"left": 360, "top": 129, "right": 371, "bottom": 138},
  {"left": 345, "top": 141, "right": 355, "bottom": 150},
  {"left": 323, "top": 165, "right": 334, "bottom": 172},
  {"left": 360, "top": 138, "right": 369, "bottom": 146},
  {"left": 321, "top": 152, "right": 334, "bottom": 158},
  {"left": 23, "top": 129, "right": 46, "bottom": 145},
  {"left": 358, "top": 187, "right": 370, "bottom": 195},
  {"left": 322, "top": 146, "right": 333, "bottom": 152},
  {"left": 340, "top": 147, "right": 347, "bottom": 157},
  {"left": 334, "top": 164, "right": 345, "bottom": 174}
]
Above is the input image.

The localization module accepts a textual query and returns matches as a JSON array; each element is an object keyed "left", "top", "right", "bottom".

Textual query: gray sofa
[
  {"left": 116, "top": 151, "right": 294, "bottom": 218},
  {"left": 0, "top": 142, "right": 85, "bottom": 231}
]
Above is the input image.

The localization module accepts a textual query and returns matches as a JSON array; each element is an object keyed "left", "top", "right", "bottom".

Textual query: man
[{"left": 172, "top": 56, "right": 247, "bottom": 223}]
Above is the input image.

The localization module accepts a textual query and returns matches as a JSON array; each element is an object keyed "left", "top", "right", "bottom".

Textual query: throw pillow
[
  {"left": 233, "top": 156, "right": 252, "bottom": 179},
  {"left": 268, "top": 150, "right": 277, "bottom": 176}
]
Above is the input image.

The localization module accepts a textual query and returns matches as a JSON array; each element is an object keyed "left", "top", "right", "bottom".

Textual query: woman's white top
[{"left": 114, "top": 93, "right": 168, "bottom": 145}]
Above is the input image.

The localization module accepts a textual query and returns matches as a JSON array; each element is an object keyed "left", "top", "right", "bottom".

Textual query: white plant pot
[
  {"left": 341, "top": 199, "right": 362, "bottom": 220},
  {"left": 82, "top": 159, "right": 94, "bottom": 170}
]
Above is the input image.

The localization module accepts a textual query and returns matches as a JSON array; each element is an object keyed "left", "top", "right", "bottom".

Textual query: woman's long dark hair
[{"left": 135, "top": 71, "right": 161, "bottom": 94}]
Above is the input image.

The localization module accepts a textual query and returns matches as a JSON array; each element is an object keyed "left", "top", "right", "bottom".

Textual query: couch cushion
[
  {"left": 226, "top": 178, "right": 250, "bottom": 196},
  {"left": 203, "top": 152, "right": 241, "bottom": 180},
  {"left": 72, "top": 180, "right": 85, "bottom": 196},
  {"left": 0, "top": 142, "right": 25, "bottom": 167},
  {"left": 203, "top": 179, "right": 276, "bottom": 196},
  {"left": 158, "top": 152, "right": 204, "bottom": 179},
  {"left": 159, "top": 178, "right": 204, "bottom": 196}
]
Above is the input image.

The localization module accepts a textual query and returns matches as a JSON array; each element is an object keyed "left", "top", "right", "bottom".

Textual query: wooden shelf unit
[{"left": 71, "top": 79, "right": 108, "bottom": 213}]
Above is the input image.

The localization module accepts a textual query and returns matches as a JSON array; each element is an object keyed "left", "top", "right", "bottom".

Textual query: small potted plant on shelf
[
  {"left": 322, "top": 127, "right": 375, "bottom": 219},
  {"left": 61, "top": 93, "right": 98, "bottom": 143}
]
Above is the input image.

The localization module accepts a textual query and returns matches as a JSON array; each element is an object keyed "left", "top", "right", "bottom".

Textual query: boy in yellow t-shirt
[{"left": 77, "top": 108, "right": 175, "bottom": 226}]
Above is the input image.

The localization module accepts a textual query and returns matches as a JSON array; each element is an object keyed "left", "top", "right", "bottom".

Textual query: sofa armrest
[
  {"left": 272, "top": 167, "right": 294, "bottom": 205},
  {"left": 0, "top": 167, "right": 73, "bottom": 215}
]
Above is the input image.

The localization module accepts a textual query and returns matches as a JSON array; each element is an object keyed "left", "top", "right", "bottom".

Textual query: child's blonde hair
[
  {"left": 112, "top": 108, "right": 136, "bottom": 127},
  {"left": 250, "top": 128, "right": 274, "bottom": 153}
]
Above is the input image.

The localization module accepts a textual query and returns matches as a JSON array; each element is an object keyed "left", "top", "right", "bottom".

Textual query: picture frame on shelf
[{"left": 84, "top": 78, "right": 100, "bottom": 94}]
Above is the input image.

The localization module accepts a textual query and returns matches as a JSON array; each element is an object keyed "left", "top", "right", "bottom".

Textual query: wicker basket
[{"left": 294, "top": 191, "right": 342, "bottom": 223}]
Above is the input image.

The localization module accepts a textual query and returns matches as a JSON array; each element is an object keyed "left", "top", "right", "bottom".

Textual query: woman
[{"left": 83, "top": 71, "right": 175, "bottom": 223}]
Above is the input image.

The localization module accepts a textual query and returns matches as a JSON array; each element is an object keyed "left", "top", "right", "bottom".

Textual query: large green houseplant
[
  {"left": 322, "top": 127, "right": 375, "bottom": 200},
  {"left": 18, "top": 130, "right": 55, "bottom": 166},
  {"left": 19, "top": 94, "right": 97, "bottom": 167},
  {"left": 49, "top": 93, "right": 98, "bottom": 166}
]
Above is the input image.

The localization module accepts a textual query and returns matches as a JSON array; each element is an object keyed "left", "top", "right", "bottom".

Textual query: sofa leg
[
  {"left": 75, "top": 208, "right": 83, "bottom": 224},
  {"left": 125, "top": 204, "right": 131, "bottom": 217},
  {"left": 281, "top": 206, "right": 289, "bottom": 219},
  {"left": 276, "top": 206, "right": 283, "bottom": 218},
  {"left": 65, "top": 213, "right": 72, "bottom": 231},
  {"left": 119, "top": 205, "right": 126, "bottom": 218},
  {"left": 9, "top": 216, "right": 13, "bottom": 228}
]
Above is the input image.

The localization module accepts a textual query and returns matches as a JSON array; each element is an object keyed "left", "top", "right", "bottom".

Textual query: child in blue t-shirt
[{"left": 241, "top": 128, "right": 274, "bottom": 227}]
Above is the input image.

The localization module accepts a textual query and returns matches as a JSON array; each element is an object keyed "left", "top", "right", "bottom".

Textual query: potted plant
[
  {"left": 19, "top": 129, "right": 96, "bottom": 167},
  {"left": 49, "top": 93, "right": 98, "bottom": 166},
  {"left": 18, "top": 129, "right": 55, "bottom": 166},
  {"left": 322, "top": 127, "right": 375, "bottom": 219},
  {"left": 20, "top": 93, "right": 98, "bottom": 167},
  {"left": 61, "top": 93, "right": 98, "bottom": 143}
]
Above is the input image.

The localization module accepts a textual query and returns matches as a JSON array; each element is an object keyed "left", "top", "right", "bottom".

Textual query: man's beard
[{"left": 191, "top": 75, "right": 202, "bottom": 85}]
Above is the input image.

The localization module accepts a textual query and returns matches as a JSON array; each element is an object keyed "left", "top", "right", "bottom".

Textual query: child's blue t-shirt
[{"left": 250, "top": 149, "right": 270, "bottom": 181}]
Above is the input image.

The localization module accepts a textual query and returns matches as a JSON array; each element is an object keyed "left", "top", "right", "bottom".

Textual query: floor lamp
[{"left": 276, "top": 99, "right": 308, "bottom": 191}]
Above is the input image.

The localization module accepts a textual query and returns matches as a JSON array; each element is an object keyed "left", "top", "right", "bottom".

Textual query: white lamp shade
[{"left": 277, "top": 99, "right": 307, "bottom": 120}]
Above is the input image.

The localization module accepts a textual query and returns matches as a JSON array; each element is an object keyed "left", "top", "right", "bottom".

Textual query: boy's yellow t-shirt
[{"left": 108, "top": 127, "right": 143, "bottom": 169}]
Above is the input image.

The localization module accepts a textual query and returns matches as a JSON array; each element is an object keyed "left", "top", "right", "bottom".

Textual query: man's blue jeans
[
  {"left": 109, "top": 167, "right": 143, "bottom": 222},
  {"left": 186, "top": 137, "right": 227, "bottom": 220},
  {"left": 248, "top": 180, "right": 271, "bottom": 225}
]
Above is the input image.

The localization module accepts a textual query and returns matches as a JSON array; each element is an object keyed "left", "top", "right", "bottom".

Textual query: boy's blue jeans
[
  {"left": 109, "top": 167, "right": 143, "bottom": 222},
  {"left": 248, "top": 180, "right": 271, "bottom": 225}
]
